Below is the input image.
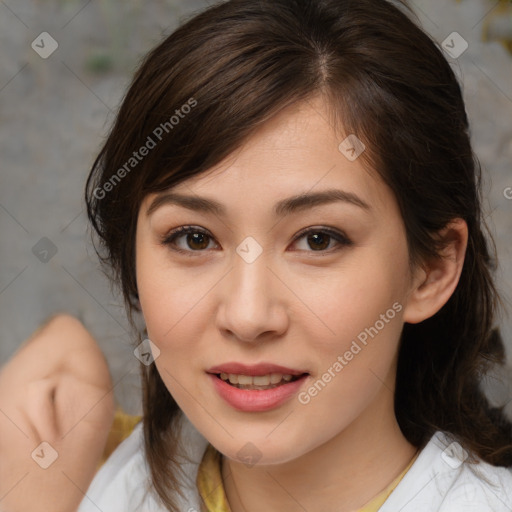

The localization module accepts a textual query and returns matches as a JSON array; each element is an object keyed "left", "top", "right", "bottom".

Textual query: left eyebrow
[
  {"left": 274, "top": 189, "right": 370, "bottom": 216},
  {"left": 146, "top": 188, "right": 370, "bottom": 218}
]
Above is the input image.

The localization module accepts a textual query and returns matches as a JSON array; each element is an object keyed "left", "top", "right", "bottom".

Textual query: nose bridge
[
  {"left": 231, "top": 233, "right": 271, "bottom": 293},
  {"left": 230, "top": 246, "right": 274, "bottom": 314},
  {"left": 217, "top": 241, "right": 287, "bottom": 341}
]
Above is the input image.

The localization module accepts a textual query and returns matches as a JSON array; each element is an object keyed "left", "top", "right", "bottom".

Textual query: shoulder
[
  {"left": 77, "top": 421, "right": 157, "bottom": 512},
  {"left": 380, "top": 431, "right": 512, "bottom": 512},
  {"left": 77, "top": 414, "right": 209, "bottom": 512}
]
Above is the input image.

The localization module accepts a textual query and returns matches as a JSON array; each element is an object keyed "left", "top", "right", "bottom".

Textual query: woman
[{"left": 3, "top": 0, "right": 512, "bottom": 511}]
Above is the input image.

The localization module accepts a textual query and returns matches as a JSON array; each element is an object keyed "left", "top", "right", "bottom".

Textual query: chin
[{"left": 213, "top": 433, "right": 313, "bottom": 467}]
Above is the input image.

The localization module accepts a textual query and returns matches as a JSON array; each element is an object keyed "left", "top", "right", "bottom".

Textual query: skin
[
  {"left": 0, "top": 314, "right": 114, "bottom": 512},
  {"left": 135, "top": 94, "right": 468, "bottom": 512}
]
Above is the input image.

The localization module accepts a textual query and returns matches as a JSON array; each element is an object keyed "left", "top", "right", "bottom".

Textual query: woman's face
[{"left": 135, "top": 96, "right": 416, "bottom": 465}]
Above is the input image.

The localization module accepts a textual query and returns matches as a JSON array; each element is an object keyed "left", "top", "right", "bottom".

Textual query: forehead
[{"left": 141, "top": 96, "right": 395, "bottom": 220}]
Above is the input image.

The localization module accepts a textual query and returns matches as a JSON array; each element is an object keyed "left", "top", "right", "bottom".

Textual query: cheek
[
  {"left": 137, "top": 266, "right": 211, "bottom": 407},
  {"left": 298, "top": 249, "right": 408, "bottom": 359},
  {"left": 136, "top": 240, "right": 204, "bottom": 337},
  {"left": 136, "top": 252, "right": 222, "bottom": 393},
  {"left": 294, "top": 272, "right": 406, "bottom": 442},
  {"left": 293, "top": 247, "right": 408, "bottom": 423}
]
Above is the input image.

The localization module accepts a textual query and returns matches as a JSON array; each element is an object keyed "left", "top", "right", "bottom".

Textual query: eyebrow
[{"left": 146, "top": 188, "right": 370, "bottom": 218}]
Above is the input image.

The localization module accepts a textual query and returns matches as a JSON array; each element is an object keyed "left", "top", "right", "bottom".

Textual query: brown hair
[{"left": 85, "top": 0, "right": 512, "bottom": 509}]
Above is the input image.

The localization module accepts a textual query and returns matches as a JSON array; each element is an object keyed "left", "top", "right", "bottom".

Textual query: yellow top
[{"left": 197, "top": 443, "right": 419, "bottom": 512}]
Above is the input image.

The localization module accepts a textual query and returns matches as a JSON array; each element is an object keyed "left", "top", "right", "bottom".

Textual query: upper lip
[{"left": 207, "top": 362, "right": 309, "bottom": 376}]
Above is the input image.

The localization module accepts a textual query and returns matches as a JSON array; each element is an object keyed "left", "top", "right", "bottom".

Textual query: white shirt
[{"left": 78, "top": 415, "right": 512, "bottom": 512}]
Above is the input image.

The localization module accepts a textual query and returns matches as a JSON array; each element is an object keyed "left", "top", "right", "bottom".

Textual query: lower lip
[{"left": 208, "top": 373, "right": 309, "bottom": 412}]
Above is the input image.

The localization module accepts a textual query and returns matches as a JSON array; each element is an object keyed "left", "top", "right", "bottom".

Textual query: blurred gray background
[{"left": 1, "top": 0, "right": 511, "bottom": 415}]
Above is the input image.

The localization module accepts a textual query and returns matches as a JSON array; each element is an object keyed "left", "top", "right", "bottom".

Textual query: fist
[{"left": 0, "top": 314, "right": 115, "bottom": 512}]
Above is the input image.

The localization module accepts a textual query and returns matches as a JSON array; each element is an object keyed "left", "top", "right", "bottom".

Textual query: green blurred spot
[{"left": 86, "top": 53, "right": 114, "bottom": 74}]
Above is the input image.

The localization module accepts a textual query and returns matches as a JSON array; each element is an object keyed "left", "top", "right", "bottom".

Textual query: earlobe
[{"left": 403, "top": 218, "right": 468, "bottom": 324}]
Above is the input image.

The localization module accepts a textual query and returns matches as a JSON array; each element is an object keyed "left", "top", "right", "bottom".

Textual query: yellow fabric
[
  {"left": 197, "top": 444, "right": 419, "bottom": 512},
  {"left": 197, "top": 444, "right": 232, "bottom": 512},
  {"left": 98, "top": 408, "right": 142, "bottom": 470},
  {"left": 358, "top": 451, "right": 419, "bottom": 511}
]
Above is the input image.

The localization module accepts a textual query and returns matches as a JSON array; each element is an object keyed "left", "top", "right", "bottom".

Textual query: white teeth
[
  {"left": 270, "top": 373, "right": 282, "bottom": 384},
  {"left": 237, "top": 374, "right": 253, "bottom": 385},
  {"left": 218, "top": 372, "right": 299, "bottom": 388},
  {"left": 253, "top": 375, "right": 270, "bottom": 386}
]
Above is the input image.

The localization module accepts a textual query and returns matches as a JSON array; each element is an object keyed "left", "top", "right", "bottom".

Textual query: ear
[{"left": 403, "top": 218, "right": 468, "bottom": 324}]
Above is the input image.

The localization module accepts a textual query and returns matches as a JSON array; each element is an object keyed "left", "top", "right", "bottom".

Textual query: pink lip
[
  {"left": 206, "top": 363, "right": 309, "bottom": 412},
  {"left": 207, "top": 362, "right": 307, "bottom": 376}
]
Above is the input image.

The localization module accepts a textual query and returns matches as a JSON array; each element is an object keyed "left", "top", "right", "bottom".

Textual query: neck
[{"left": 221, "top": 386, "right": 418, "bottom": 512}]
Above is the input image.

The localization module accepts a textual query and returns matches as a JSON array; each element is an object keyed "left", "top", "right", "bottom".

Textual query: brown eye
[
  {"left": 291, "top": 227, "right": 353, "bottom": 254},
  {"left": 161, "top": 226, "right": 217, "bottom": 254},
  {"left": 185, "top": 232, "right": 210, "bottom": 250},
  {"left": 306, "top": 232, "right": 331, "bottom": 251}
]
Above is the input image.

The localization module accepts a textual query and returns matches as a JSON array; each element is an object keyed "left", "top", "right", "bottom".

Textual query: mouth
[
  {"left": 213, "top": 372, "right": 307, "bottom": 390},
  {"left": 206, "top": 362, "right": 310, "bottom": 411}
]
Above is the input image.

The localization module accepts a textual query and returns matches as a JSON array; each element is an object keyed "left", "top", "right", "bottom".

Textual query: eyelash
[{"left": 160, "top": 225, "right": 353, "bottom": 257}]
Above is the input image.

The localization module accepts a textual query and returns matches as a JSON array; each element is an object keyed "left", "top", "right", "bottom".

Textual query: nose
[{"left": 215, "top": 251, "right": 289, "bottom": 343}]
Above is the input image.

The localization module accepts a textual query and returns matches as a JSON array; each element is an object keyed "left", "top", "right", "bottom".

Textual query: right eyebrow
[{"left": 146, "top": 193, "right": 225, "bottom": 217}]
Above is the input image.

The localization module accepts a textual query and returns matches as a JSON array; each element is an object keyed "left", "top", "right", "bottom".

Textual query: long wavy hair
[{"left": 85, "top": 0, "right": 512, "bottom": 509}]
